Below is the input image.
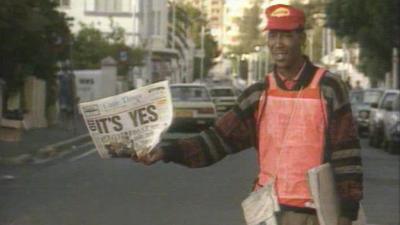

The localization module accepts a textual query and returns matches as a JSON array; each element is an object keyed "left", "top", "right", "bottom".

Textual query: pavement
[{"left": 0, "top": 117, "right": 90, "bottom": 165}]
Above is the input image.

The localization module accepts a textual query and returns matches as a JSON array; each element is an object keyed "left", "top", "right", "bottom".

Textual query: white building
[
  {"left": 177, "top": 0, "right": 225, "bottom": 47},
  {"left": 134, "top": 0, "right": 197, "bottom": 85},
  {"left": 57, "top": 0, "right": 206, "bottom": 85},
  {"left": 57, "top": 0, "right": 137, "bottom": 44}
]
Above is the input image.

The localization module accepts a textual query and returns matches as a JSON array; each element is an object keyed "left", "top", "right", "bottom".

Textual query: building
[
  {"left": 134, "top": 0, "right": 197, "bottom": 85},
  {"left": 221, "top": 1, "right": 247, "bottom": 52},
  {"left": 57, "top": 0, "right": 197, "bottom": 86},
  {"left": 177, "top": 0, "right": 225, "bottom": 46},
  {"left": 57, "top": 0, "right": 137, "bottom": 44}
]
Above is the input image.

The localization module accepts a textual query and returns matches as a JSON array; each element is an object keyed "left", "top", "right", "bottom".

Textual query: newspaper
[
  {"left": 241, "top": 180, "right": 280, "bottom": 225},
  {"left": 79, "top": 81, "right": 173, "bottom": 159},
  {"left": 307, "top": 163, "right": 340, "bottom": 225}
]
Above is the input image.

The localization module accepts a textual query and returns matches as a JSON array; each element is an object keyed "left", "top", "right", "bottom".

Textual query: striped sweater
[{"left": 163, "top": 60, "right": 363, "bottom": 220}]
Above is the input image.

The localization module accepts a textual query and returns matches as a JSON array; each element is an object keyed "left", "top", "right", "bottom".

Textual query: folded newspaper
[
  {"left": 79, "top": 81, "right": 173, "bottom": 159},
  {"left": 307, "top": 163, "right": 340, "bottom": 225}
]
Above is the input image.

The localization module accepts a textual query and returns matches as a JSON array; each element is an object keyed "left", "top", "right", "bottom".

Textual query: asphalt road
[{"left": 0, "top": 136, "right": 398, "bottom": 225}]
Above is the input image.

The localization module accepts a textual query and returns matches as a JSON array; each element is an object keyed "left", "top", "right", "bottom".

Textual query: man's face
[{"left": 267, "top": 30, "right": 305, "bottom": 69}]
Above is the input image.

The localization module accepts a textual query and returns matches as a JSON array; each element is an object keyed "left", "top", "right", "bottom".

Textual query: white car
[
  {"left": 369, "top": 89, "right": 400, "bottom": 148},
  {"left": 169, "top": 83, "right": 217, "bottom": 131},
  {"left": 381, "top": 90, "right": 400, "bottom": 153},
  {"left": 209, "top": 86, "right": 238, "bottom": 117}
]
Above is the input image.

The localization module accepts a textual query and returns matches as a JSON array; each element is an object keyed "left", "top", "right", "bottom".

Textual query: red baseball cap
[{"left": 264, "top": 4, "right": 305, "bottom": 31}]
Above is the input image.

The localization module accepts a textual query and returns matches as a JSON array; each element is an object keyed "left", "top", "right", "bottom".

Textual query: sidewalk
[{"left": 0, "top": 118, "right": 89, "bottom": 165}]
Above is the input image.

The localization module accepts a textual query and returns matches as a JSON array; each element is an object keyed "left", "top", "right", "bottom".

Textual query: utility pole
[
  {"left": 393, "top": 48, "right": 399, "bottom": 89},
  {"left": 172, "top": 0, "right": 176, "bottom": 49},
  {"left": 200, "top": 25, "right": 205, "bottom": 82}
]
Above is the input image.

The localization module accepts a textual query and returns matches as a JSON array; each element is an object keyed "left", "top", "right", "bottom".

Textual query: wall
[
  {"left": 74, "top": 58, "right": 118, "bottom": 104},
  {"left": 59, "top": 0, "right": 137, "bottom": 44},
  {"left": 24, "top": 76, "right": 48, "bottom": 128}
]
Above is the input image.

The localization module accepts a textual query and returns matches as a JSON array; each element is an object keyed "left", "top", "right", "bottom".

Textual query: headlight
[{"left": 376, "top": 112, "right": 383, "bottom": 120}]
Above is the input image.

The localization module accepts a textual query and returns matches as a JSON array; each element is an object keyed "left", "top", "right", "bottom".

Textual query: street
[{"left": 0, "top": 136, "right": 398, "bottom": 225}]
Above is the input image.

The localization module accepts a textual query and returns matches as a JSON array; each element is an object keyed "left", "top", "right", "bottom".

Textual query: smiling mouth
[{"left": 273, "top": 53, "right": 287, "bottom": 61}]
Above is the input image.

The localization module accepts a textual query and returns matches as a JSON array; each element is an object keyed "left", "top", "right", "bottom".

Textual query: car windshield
[
  {"left": 350, "top": 91, "right": 363, "bottom": 104},
  {"left": 210, "top": 88, "right": 235, "bottom": 97},
  {"left": 171, "top": 86, "right": 211, "bottom": 101},
  {"left": 363, "top": 90, "right": 383, "bottom": 104}
]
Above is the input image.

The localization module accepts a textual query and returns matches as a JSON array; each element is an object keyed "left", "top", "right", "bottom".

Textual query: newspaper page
[
  {"left": 79, "top": 81, "right": 173, "bottom": 159},
  {"left": 307, "top": 163, "right": 340, "bottom": 225}
]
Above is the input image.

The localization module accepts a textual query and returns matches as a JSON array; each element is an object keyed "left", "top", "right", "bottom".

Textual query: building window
[
  {"left": 95, "top": 0, "right": 123, "bottom": 12},
  {"left": 59, "top": 0, "right": 70, "bottom": 7}
]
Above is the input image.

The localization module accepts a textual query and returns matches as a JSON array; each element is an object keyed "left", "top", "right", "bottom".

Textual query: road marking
[{"left": 69, "top": 148, "right": 97, "bottom": 162}]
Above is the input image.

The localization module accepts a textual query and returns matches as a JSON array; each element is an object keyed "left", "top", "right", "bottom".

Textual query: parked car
[
  {"left": 349, "top": 88, "right": 384, "bottom": 137},
  {"left": 209, "top": 86, "right": 238, "bottom": 117},
  {"left": 381, "top": 90, "right": 400, "bottom": 153},
  {"left": 169, "top": 83, "right": 217, "bottom": 132},
  {"left": 369, "top": 89, "right": 399, "bottom": 148}
]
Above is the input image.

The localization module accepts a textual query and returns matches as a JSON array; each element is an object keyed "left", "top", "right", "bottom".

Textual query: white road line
[{"left": 69, "top": 148, "right": 97, "bottom": 162}]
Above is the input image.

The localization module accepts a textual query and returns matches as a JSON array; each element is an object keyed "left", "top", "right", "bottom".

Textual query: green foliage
[
  {"left": 71, "top": 24, "right": 145, "bottom": 76},
  {"left": 175, "top": 3, "right": 219, "bottom": 80},
  {"left": 72, "top": 24, "right": 111, "bottom": 69},
  {"left": 110, "top": 44, "right": 146, "bottom": 76},
  {"left": 326, "top": 0, "right": 399, "bottom": 82},
  {"left": 229, "top": 0, "right": 266, "bottom": 55},
  {"left": 0, "top": 0, "right": 71, "bottom": 94}
]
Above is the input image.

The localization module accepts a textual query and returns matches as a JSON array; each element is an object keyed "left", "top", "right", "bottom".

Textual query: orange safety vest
[{"left": 255, "top": 68, "right": 327, "bottom": 208}]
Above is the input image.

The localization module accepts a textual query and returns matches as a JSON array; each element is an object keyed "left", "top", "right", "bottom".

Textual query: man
[{"left": 132, "top": 4, "right": 363, "bottom": 225}]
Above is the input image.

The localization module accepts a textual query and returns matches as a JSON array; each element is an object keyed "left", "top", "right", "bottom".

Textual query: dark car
[
  {"left": 382, "top": 90, "right": 400, "bottom": 153},
  {"left": 349, "top": 88, "right": 384, "bottom": 137}
]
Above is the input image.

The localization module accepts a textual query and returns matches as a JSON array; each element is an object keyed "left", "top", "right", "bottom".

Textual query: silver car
[
  {"left": 369, "top": 89, "right": 400, "bottom": 148},
  {"left": 382, "top": 90, "right": 400, "bottom": 153},
  {"left": 350, "top": 88, "right": 384, "bottom": 137},
  {"left": 209, "top": 86, "right": 238, "bottom": 117},
  {"left": 169, "top": 83, "right": 217, "bottom": 132}
]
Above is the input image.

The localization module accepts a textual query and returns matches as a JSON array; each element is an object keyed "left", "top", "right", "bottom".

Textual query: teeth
[{"left": 276, "top": 54, "right": 285, "bottom": 60}]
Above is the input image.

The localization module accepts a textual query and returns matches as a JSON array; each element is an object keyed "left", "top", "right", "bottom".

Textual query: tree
[
  {"left": 0, "top": 0, "right": 71, "bottom": 116},
  {"left": 229, "top": 0, "right": 266, "bottom": 55},
  {"left": 109, "top": 44, "right": 146, "bottom": 76},
  {"left": 176, "top": 3, "right": 219, "bottom": 80},
  {"left": 0, "top": 0, "right": 71, "bottom": 94},
  {"left": 71, "top": 24, "right": 111, "bottom": 69},
  {"left": 71, "top": 24, "right": 145, "bottom": 76},
  {"left": 326, "top": 0, "right": 399, "bottom": 84}
]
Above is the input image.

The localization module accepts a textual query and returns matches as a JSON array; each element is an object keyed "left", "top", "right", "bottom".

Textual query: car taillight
[{"left": 197, "top": 107, "right": 215, "bottom": 114}]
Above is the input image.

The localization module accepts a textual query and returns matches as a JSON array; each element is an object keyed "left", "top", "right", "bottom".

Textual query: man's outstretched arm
[{"left": 132, "top": 82, "right": 265, "bottom": 168}]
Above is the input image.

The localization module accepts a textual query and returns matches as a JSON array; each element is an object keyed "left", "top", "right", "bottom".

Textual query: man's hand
[
  {"left": 131, "top": 147, "right": 165, "bottom": 165},
  {"left": 338, "top": 217, "right": 352, "bottom": 225}
]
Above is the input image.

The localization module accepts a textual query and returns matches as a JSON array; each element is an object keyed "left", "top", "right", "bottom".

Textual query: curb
[
  {"left": 0, "top": 133, "right": 91, "bottom": 165},
  {"left": 36, "top": 133, "right": 91, "bottom": 158}
]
